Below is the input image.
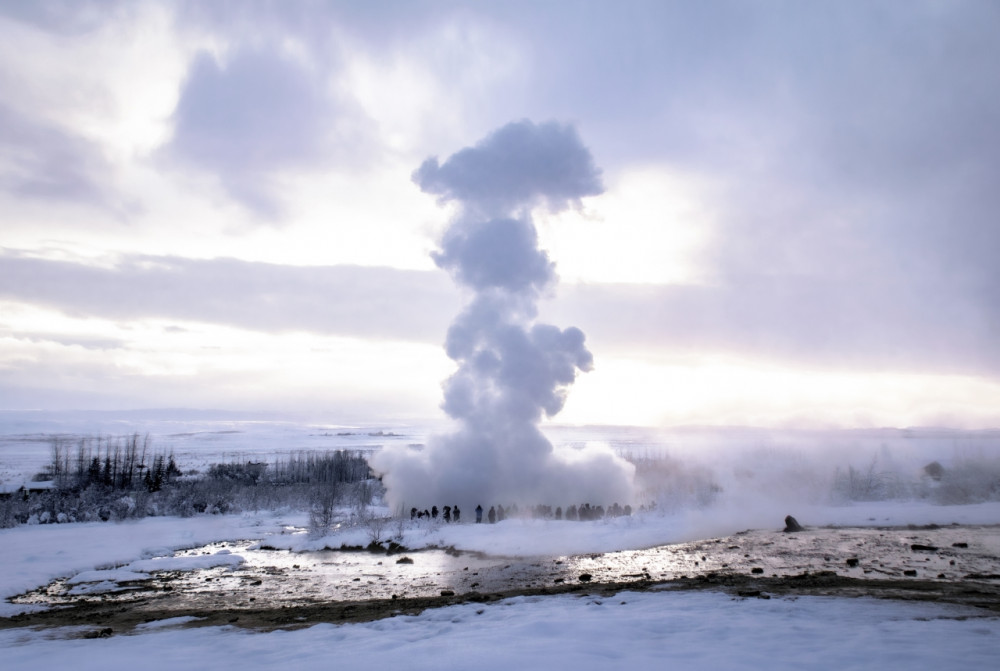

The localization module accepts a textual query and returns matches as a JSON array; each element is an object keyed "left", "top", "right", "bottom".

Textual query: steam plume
[{"left": 373, "top": 120, "right": 636, "bottom": 511}]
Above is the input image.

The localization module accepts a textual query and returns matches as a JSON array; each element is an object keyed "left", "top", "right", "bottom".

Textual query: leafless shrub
[
  {"left": 308, "top": 484, "right": 342, "bottom": 537},
  {"left": 362, "top": 510, "right": 392, "bottom": 545}
]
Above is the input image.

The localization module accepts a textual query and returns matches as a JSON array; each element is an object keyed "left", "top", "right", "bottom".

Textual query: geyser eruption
[{"left": 373, "top": 120, "right": 635, "bottom": 511}]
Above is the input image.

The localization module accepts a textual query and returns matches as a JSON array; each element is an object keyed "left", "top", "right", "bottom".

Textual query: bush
[{"left": 7, "top": 439, "right": 379, "bottom": 528}]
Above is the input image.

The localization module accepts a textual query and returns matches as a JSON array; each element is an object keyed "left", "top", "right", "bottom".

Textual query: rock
[
  {"left": 952, "top": 542, "right": 969, "bottom": 548},
  {"left": 440, "top": 590, "right": 455, "bottom": 597},
  {"left": 846, "top": 558, "right": 860, "bottom": 567},
  {"left": 783, "top": 515, "right": 804, "bottom": 532},
  {"left": 751, "top": 567, "right": 764, "bottom": 574},
  {"left": 910, "top": 544, "right": 938, "bottom": 552},
  {"left": 579, "top": 573, "right": 593, "bottom": 582},
  {"left": 903, "top": 569, "right": 918, "bottom": 576},
  {"left": 84, "top": 628, "right": 114, "bottom": 639},
  {"left": 396, "top": 556, "right": 414, "bottom": 564}
]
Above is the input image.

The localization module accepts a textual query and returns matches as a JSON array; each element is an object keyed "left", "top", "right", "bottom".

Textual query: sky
[{"left": 0, "top": 0, "right": 998, "bottom": 429}]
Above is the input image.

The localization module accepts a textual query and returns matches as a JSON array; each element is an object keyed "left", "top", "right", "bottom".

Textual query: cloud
[
  {"left": 168, "top": 48, "right": 338, "bottom": 217},
  {"left": 544, "top": 276, "right": 1000, "bottom": 377},
  {"left": 0, "top": 0, "right": 122, "bottom": 35},
  {"left": 0, "top": 104, "right": 111, "bottom": 206},
  {"left": 0, "top": 252, "right": 457, "bottom": 343}
]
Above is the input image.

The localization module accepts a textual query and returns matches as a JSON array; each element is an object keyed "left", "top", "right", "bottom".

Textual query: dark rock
[
  {"left": 846, "top": 558, "right": 860, "bottom": 567},
  {"left": 903, "top": 569, "right": 918, "bottom": 576},
  {"left": 579, "top": 573, "right": 593, "bottom": 582},
  {"left": 783, "top": 515, "right": 804, "bottom": 532},
  {"left": 737, "top": 590, "right": 771, "bottom": 599},
  {"left": 910, "top": 544, "right": 938, "bottom": 552},
  {"left": 751, "top": 567, "right": 764, "bottom": 574},
  {"left": 396, "top": 556, "right": 414, "bottom": 564},
  {"left": 84, "top": 628, "right": 114, "bottom": 639},
  {"left": 440, "top": 590, "right": 455, "bottom": 597},
  {"left": 952, "top": 542, "right": 969, "bottom": 548}
]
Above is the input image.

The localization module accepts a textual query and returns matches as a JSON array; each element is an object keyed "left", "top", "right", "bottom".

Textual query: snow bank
[{"left": 2, "top": 591, "right": 998, "bottom": 670}]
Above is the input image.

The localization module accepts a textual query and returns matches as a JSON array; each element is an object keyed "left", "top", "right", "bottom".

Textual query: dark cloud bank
[{"left": 373, "top": 120, "right": 635, "bottom": 511}]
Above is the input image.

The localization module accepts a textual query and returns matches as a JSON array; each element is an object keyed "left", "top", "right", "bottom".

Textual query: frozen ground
[
  {"left": 3, "top": 415, "right": 1000, "bottom": 668},
  {"left": 5, "top": 500, "right": 1000, "bottom": 617},
  {"left": 3, "top": 589, "right": 1000, "bottom": 671},
  {"left": 3, "top": 502, "right": 1000, "bottom": 669}
]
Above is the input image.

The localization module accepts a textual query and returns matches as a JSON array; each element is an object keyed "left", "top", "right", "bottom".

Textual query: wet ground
[{"left": 4, "top": 523, "right": 1000, "bottom": 634}]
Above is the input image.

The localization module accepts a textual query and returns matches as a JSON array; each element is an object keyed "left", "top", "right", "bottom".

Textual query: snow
[
  {"left": 2, "top": 503, "right": 998, "bottom": 670},
  {"left": 3, "top": 417, "right": 1000, "bottom": 668},
  {"left": 1, "top": 590, "right": 998, "bottom": 670},
  {"left": 0, "top": 512, "right": 298, "bottom": 616},
  {"left": 68, "top": 552, "right": 245, "bottom": 585},
  {"left": 279, "top": 500, "right": 1000, "bottom": 558}
]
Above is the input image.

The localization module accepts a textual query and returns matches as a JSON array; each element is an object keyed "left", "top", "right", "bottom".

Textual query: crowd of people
[
  {"left": 410, "top": 505, "right": 461, "bottom": 522},
  {"left": 409, "top": 502, "right": 632, "bottom": 523}
]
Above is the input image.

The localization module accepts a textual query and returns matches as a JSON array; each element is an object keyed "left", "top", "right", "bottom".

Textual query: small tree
[{"left": 308, "top": 485, "right": 340, "bottom": 537}]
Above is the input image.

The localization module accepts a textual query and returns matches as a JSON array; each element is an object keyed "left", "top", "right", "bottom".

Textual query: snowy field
[
  {"left": 3, "top": 414, "right": 1000, "bottom": 668},
  {"left": 4, "top": 589, "right": 1000, "bottom": 671},
  {"left": 3, "top": 501, "right": 1000, "bottom": 669}
]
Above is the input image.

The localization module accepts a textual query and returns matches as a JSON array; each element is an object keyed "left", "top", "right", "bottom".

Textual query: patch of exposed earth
[{"left": 4, "top": 523, "right": 1000, "bottom": 635}]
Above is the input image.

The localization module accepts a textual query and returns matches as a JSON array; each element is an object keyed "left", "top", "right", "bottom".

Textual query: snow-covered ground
[
  {"left": 3, "top": 588, "right": 999, "bottom": 670},
  {"left": 0, "top": 512, "right": 298, "bottom": 617},
  {"left": 2, "top": 502, "right": 1000, "bottom": 669},
  {"left": 3, "top": 415, "right": 1000, "bottom": 668},
  {"left": 6, "top": 500, "right": 1000, "bottom": 617}
]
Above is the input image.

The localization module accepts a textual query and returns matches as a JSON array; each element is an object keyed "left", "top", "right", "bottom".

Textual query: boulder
[{"left": 783, "top": 515, "right": 804, "bottom": 532}]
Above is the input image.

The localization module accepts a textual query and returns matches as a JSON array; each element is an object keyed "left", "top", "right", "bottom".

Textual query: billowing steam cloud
[{"left": 373, "top": 120, "right": 636, "bottom": 511}]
